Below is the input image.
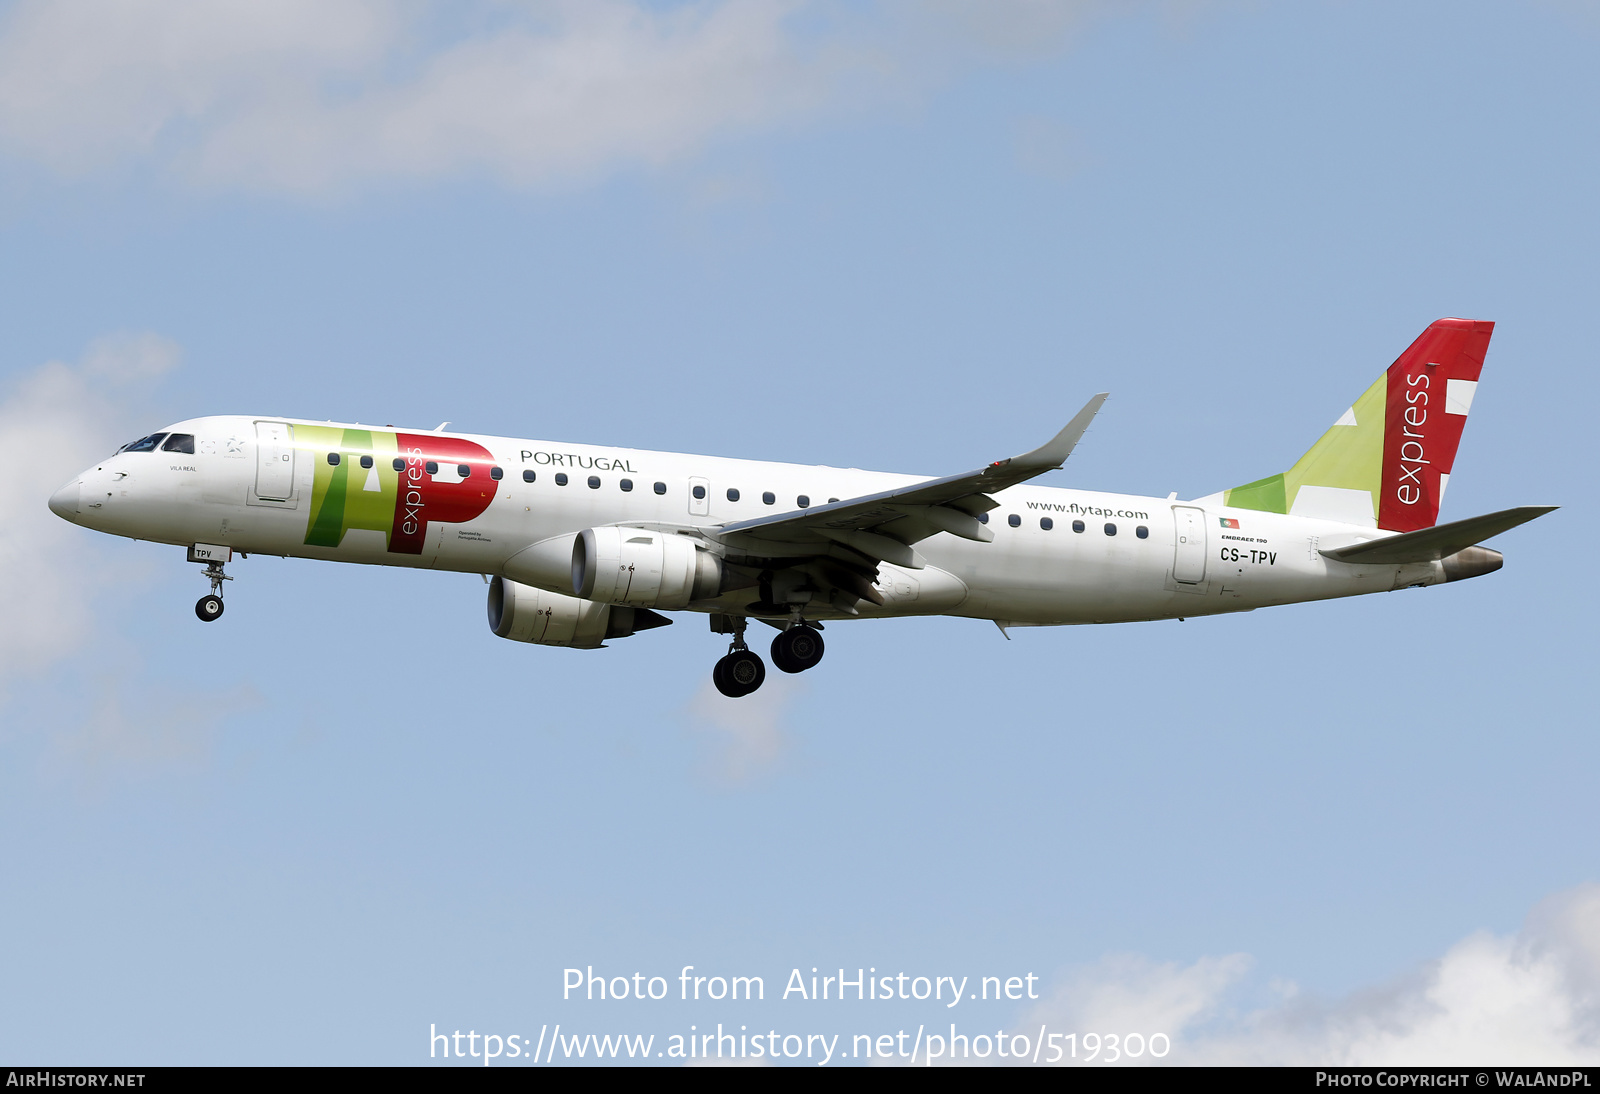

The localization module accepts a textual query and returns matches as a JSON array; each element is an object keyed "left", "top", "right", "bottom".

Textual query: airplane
[{"left": 47, "top": 318, "right": 1554, "bottom": 697}]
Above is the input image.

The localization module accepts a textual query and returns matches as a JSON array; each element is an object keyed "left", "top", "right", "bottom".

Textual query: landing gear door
[
  {"left": 688, "top": 476, "right": 711, "bottom": 517},
  {"left": 254, "top": 421, "right": 297, "bottom": 503},
  {"left": 1172, "top": 505, "right": 1207, "bottom": 584}
]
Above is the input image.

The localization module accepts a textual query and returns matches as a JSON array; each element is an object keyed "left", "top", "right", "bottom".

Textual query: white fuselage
[{"left": 55, "top": 414, "right": 1451, "bottom": 628}]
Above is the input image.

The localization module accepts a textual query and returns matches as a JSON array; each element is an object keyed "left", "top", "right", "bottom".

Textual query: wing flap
[{"left": 817, "top": 528, "right": 927, "bottom": 570}]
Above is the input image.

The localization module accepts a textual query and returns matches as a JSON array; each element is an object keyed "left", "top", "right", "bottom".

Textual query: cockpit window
[
  {"left": 160, "top": 433, "right": 195, "bottom": 454},
  {"left": 119, "top": 433, "right": 168, "bottom": 453}
]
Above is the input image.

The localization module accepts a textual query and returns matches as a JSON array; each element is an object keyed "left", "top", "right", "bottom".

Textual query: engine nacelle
[
  {"left": 487, "top": 576, "right": 669, "bottom": 649},
  {"left": 571, "top": 527, "right": 721, "bottom": 609}
]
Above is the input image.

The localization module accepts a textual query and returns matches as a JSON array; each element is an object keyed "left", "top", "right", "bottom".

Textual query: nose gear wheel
[{"left": 194, "top": 559, "right": 231, "bottom": 623}]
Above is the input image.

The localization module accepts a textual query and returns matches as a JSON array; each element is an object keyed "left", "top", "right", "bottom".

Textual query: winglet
[{"left": 1000, "top": 393, "right": 1109, "bottom": 474}]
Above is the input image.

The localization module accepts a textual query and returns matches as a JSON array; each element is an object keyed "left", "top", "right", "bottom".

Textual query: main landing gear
[
  {"left": 711, "top": 615, "right": 764, "bottom": 698},
  {"left": 770, "top": 622, "right": 825, "bottom": 674},
  {"left": 710, "top": 615, "right": 826, "bottom": 698},
  {"left": 712, "top": 647, "right": 765, "bottom": 698}
]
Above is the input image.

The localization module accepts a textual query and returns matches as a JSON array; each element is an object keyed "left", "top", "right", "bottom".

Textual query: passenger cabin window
[
  {"left": 654, "top": 482, "right": 667, "bottom": 495},
  {"left": 762, "top": 491, "right": 775, "bottom": 505},
  {"left": 587, "top": 475, "right": 601, "bottom": 489},
  {"left": 1072, "top": 520, "right": 1085, "bottom": 533},
  {"left": 393, "top": 458, "right": 405, "bottom": 472},
  {"left": 797, "top": 495, "right": 810, "bottom": 508},
  {"left": 727, "top": 488, "right": 740, "bottom": 502},
  {"left": 1104, "top": 523, "right": 1117, "bottom": 536},
  {"left": 327, "top": 452, "right": 340, "bottom": 466},
  {"left": 490, "top": 466, "right": 503, "bottom": 480},
  {"left": 458, "top": 463, "right": 471, "bottom": 478},
  {"left": 425, "top": 460, "right": 439, "bottom": 474},
  {"left": 161, "top": 434, "right": 195, "bottom": 454},
  {"left": 1007, "top": 514, "right": 1021, "bottom": 528},
  {"left": 360, "top": 455, "right": 374, "bottom": 469},
  {"left": 978, "top": 512, "right": 989, "bottom": 524},
  {"left": 120, "top": 433, "right": 168, "bottom": 453},
  {"left": 1136, "top": 525, "right": 1149, "bottom": 539},
  {"left": 620, "top": 479, "right": 633, "bottom": 492},
  {"left": 1040, "top": 517, "right": 1053, "bottom": 530},
  {"left": 692, "top": 484, "right": 706, "bottom": 500},
  {"left": 522, "top": 470, "right": 536, "bottom": 483},
  {"left": 555, "top": 473, "right": 569, "bottom": 486}
]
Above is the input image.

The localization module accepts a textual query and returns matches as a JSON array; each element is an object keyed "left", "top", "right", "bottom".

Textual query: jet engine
[
  {"left": 571, "top": 527, "right": 722, "bottom": 609},
  {"left": 487, "top": 576, "right": 670, "bottom": 649}
]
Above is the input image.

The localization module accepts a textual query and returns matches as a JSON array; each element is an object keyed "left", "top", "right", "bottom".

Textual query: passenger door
[
  {"left": 254, "top": 421, "right": 296, "bottom": 503},
  {"left": 1172, "top": 506, "right": 1207, "bottom": 584}
]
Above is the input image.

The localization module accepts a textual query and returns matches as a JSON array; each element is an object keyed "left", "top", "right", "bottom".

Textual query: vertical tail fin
[{"left": 1223, "top": 318, "right": 1493, "bottom": 530}]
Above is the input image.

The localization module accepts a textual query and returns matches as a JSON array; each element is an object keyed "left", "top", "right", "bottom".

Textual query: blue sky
[{"left": 1, "top": 0, "right": 1596, "bottom": 1066}]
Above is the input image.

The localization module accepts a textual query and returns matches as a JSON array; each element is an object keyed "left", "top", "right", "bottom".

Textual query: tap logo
[{"left": 300, "top": 426, "right": 497, "bottom": 554}]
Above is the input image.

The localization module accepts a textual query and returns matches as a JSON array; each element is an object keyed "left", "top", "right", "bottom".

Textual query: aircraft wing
[
  {"left": 1319, "top": 505, "right": 1558, "bottom": 565},
  {"left": 712, "top": 394, "right": 1108, "bottom": 571}
]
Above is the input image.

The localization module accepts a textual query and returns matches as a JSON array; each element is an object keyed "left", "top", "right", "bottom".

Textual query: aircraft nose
[{"left": 48, "top": 479, "right": 80, "bottom": 522}]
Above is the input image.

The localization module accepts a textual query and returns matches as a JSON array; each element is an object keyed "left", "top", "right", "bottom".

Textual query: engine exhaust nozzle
[{"left": 1440, "top": 545, "right": 1504, "bottom": 582}]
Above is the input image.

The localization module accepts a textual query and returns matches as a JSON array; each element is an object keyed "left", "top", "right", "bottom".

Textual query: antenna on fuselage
[{"left": 435, "top": 421, "right": 451, "bottom": 431}]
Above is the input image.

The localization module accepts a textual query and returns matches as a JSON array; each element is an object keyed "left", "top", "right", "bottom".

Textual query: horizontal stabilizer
[{"left": 1320, "top": 505, "right": 1557, "bottom": 565}]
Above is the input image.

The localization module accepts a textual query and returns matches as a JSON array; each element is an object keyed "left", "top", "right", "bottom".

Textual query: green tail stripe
[
  {"left": 1224, "top": 374, "right": 1386, "bottom": 518},
  {"left": 1225, "top": 473, "right": 1287, "bottom": 514}
]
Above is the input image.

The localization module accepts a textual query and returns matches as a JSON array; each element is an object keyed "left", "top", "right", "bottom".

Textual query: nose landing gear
[
  {"left": 195, "top": 561, "right": 231, "bottom": 621},
  {"left": 188, "top": 544, "right": 233, "bottom": 623}
]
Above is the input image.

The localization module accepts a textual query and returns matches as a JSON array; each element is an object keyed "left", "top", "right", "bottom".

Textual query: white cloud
[
  {"left": 81, "top": 330, "right": 187, "bottom": 382},
  {"left": 49, "top": 676, "right": 263, "bottom": 781},
  {"left": 0, "top": 0, "right": 1113, "bottom": 195},
  {"left": 200, "top": 1, "right": 860, "bottom": 193},
  {"left": 1023, "top": 952, "right": 1256, "bottom": 1054},
  {"left": 0, "top": 0, "right": 394, "bottom": 174},
  {"left": 1009, "top": 884, "right": 1600, "bottom": 1066},
  {"left": 0, "top": 333, "right": 179, "bottom": 694},
  {"left": 0, "top": 0, "right": 856, "bottom": 193},
  {"left": 681, "top": 669, "right": 801, "bottom": 784},
  {"left": 900, "top": 0, "right": 1110, "bottom": 61}
]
